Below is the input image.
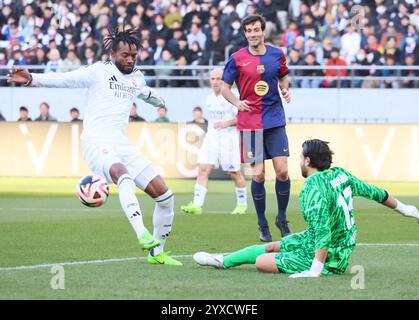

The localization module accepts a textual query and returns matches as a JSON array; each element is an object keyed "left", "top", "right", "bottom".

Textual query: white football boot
[{"left": 193, "top": 252, "right": 224, "bottom": 268}]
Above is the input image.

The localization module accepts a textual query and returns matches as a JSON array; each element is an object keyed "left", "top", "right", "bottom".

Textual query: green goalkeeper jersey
[{"left": 299, "top": 167, "right": 388, "bottom": 250}]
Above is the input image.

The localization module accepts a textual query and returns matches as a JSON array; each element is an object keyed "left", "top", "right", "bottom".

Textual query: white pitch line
[
  {"left": 0, "top": 208, "right": 231, "bottom": 214},
  {"left": 1, "top": 244, "right": 419, "bottom": 272},
  {"left": 0, "top": 254, "right": 194, "bottom": 272}
]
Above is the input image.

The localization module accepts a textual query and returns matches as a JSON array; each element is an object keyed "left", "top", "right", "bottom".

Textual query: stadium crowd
[{"left": 0, "top": 0, "right": 418, "bottom": 90}]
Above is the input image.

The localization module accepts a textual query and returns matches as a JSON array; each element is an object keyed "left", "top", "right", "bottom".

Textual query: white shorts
[
  {"left": 197, "top": 132, "right": 241, "bottom": 172},
  {"left": 81, "top": 137, "right": 154, "bottom": 188}
]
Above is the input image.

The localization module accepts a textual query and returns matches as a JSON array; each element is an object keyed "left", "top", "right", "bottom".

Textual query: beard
[{"left": 115, "top": 60, "right": 134, "bottom": 74}]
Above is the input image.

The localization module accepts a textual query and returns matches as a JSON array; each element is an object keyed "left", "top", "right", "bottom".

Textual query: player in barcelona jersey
[
  {"left": 7, "top": 27, "right": 182, "bottom": 266},
  {"left": 193, "top": 139, "right": 419, "bottom": 277},
  {"left": 221, "top": 14, "right": 293, "bottom": 242}
]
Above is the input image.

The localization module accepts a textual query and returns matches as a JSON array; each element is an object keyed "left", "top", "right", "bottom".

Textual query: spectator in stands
[
  {"left": 382, "top": 36, "right": 403, "bottom": 65},
  {"left": 10, "top": 49, "right": 27, "bottom": 66},
  {"left": 61, "top": 50, "right": 81, "bottom": 72},
  {"left": 129, "top": 103, "right": 146, "bottom": 122},
  {"left": 189, "top": 41, "right": 204, "bottom": 65},
  {"left": 340, "top": 24, "right": 361, "bottom": 64},
  {"left": 166, "top": 28, "right": 185, "bottom": 53},
  {"left": 153, "top": 36, "right": 167, "bottom": 63},
  {"left": 305, "top": 36, "right": 324, "bottom": 64},
  {"left": 258, "top": 0, "right": 279, "bottom": 39},
  {"left": 353, "top": 49, "right": 371, "bottom": 88},
  {"left": 293, "top": 35, "right": 306, "bottom": 56},
  {"left": 281, "top": 20, "right": 300, "bottom": 49},
  {"left": 381, "top": 55, "right": 400, "bottom": 89},
  {"left": 400, "top": 24, "right": 418, "bottom": 58},
  {"left": 225, "top": 17, "right": 247, "bottom": 55},
  {"left": 188, "top": 106, "right": 208, "bottom": 131},
  {"left": 35, "top": 102, "right": 57, "bottom": 121},
  {"left": 172, "top": 36, "right": 190, "bottom": 61},
  {"left": 155, "top": 50, "right": 175, "bottom": 87},
  {"left": 17, "top": 106, "right": 32, "bottom": 121},
  {"left": 155, "top": 106, "right": 170, "bottom": 123},
  {"left": 202, "top": 25, "right": 226, "bottom": 65},
  {"left": 173, "top": 55, "right": 198, "bottom": 87},
  {"left": 150, "top": 14, "right": 171, "bottom": 44},
  {"left": 82, "top": 47, "right": 96, "bottom": 65},
  {"left": 45, "top": 48, "right": 63, "bottom": 73},
  {"left": 187, "top": 23, "right": 207, "bottom": 50},
  {"left": 322, "top": 48, "right": 349, "bottom": 88},
  {"left": 401, "top": 54, "right": 419, "bottom": 88},
  {"left": 164, "top": 4, "right": 183, "bottom": 29},
  {"left": 380, "top": 22, "right": 404, "bottom": 49},
  {"left": 288, "top": 47, "right": 303, "bottom": 88},
  {"left": 301, "top": 53, "right": 322, "bottom": 89},
  {"left": 70, "top": 107, "right": 82, "bottom": 122},
  {"left": 32, "top": 48, "right": 48, "bottom": 69}
]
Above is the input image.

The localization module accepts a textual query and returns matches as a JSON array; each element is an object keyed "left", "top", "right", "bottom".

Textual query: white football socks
[
  {"left": 117, "top": 174, "right": 147, "bottom": 239},
  {"left": 235, "top": 187, "right": 247, "bottom": 206},
  {"left": 152, "top": 190, "right": 175, "bottom": 256},
  {"left": 193, "top": 184, "right": 207, "bottom": 207}
]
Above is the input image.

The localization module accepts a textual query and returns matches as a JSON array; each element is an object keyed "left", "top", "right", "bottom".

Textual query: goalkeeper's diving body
[
  {"left": 7, "top": 27, "right": 182, "bottom": 266},
  {"left": 193, "top": 139, "right": 419, "bottom": 277}
]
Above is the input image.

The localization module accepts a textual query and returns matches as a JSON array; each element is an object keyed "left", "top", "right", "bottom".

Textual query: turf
[{"left": 0, "top": 178, "right": 418, "bottom": 300}]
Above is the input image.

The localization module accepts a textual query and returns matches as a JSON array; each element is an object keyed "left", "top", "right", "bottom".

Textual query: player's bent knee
[
  {"left": 155, "top": 189, "right": 174, "bottom": 210},
  {"left": 276, "top": 170, "right": 289, "bottom": 181},
  {"left": 265, "top": 242, "right": 280, "bottom": 253},
  {"left": 255, "top": 253, "right": 280, "bottom": 273},
  {"left": 109, "top": 163, "right": 129, "bottom": 184}
]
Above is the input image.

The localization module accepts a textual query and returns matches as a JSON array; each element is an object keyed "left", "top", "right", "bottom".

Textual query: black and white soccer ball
[{"left": 76, "top": 175, "right": 109, "bottom": 207}]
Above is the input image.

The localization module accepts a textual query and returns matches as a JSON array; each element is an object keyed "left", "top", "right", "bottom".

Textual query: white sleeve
[
  {"left": 31, "top": 63, "right": 99, "bottom": 88},
  {"left": 138, "top": 86, "right": 165, "bottom": 108}
]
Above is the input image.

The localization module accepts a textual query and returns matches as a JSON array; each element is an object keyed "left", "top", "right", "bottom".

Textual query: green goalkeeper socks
[{"left": 223, "top": 244, "right": 267, "bottom": 268}]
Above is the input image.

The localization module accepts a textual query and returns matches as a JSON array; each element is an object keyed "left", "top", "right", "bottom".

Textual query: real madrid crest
[{"left": 256, "top": 65, "right": 265, "bottom": 74}]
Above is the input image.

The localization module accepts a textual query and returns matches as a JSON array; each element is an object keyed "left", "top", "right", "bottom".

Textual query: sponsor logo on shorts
[{"left": 247, "top": 151, "right": 254, "bottom": 159}]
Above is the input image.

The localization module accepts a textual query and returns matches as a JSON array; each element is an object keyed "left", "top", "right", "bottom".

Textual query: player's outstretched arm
[
  {"left": 382, "top": 194, "right": 419, "bottom": 221},
  {"left": 8, "top": 65, "right": 95, "bottom": 88},
  {"left": 137, "top": 87, "right": 164, "bottom": 108}
]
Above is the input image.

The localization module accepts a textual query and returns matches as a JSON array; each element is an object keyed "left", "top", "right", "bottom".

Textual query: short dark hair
[
  {"left": 70, "top": 107, "right": 79, "bottom": 113},
  {"left": 20, "top": 106, "right": 28, "bottom": 112},
  {"left": 193, "top": 106, "right": 202, "bottom": 112},
  {"left": 159, "top": 105, "right": 167, "bottom": 111},
  {"left": 302, "top": 139, "right": 333, "bottom": 171},
  {"left": 242, "top": 14, "right": 266, "bottom": 32}
]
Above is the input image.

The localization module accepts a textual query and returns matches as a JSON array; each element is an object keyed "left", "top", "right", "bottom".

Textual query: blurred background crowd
[{"left": 0, "top": 0, "right": 418, "bottom": 89}]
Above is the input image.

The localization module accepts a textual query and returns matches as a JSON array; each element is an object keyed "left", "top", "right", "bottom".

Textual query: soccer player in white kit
[
  {"left": 7, "top": 28, "right": 182, "bottom": 266},
  {"left": 181, "top": 68, "right": 248, "bottom": 215}
]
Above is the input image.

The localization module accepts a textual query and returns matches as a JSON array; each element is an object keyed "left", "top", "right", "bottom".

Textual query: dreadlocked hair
[{"left": 103, "top": 26, "right": 143, "bottom": 52}]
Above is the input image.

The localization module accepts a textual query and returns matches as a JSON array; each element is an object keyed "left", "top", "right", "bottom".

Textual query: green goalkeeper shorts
[{"left": 275, "top": 232, "right": 355, "bottom": 275}]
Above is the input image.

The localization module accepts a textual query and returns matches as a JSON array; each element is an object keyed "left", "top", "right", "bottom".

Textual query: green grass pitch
[{"left": 0, "top": 177, "right": 418, "bottom": 300}]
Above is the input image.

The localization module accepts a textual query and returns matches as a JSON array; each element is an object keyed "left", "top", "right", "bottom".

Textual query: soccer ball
[{"left": 76, "top": 175, "right": 109, "bottom": 207}]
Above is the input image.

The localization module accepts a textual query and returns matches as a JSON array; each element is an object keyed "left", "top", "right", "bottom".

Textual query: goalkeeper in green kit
[{"left": 193, "top": 139, "right": 419, "bottom": 277}]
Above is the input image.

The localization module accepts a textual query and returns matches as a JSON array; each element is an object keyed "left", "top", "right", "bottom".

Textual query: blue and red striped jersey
[{"left": 222, "top": 45, "right": 289, "bottom": 131}]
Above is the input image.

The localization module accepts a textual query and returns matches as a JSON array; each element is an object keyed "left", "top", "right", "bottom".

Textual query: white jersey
[
  {"left": 205, "top": 93, "right": 238, "bottom": 136},
  {"left": 31, "top": 61, "right": 155, "bottom": 141}
]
